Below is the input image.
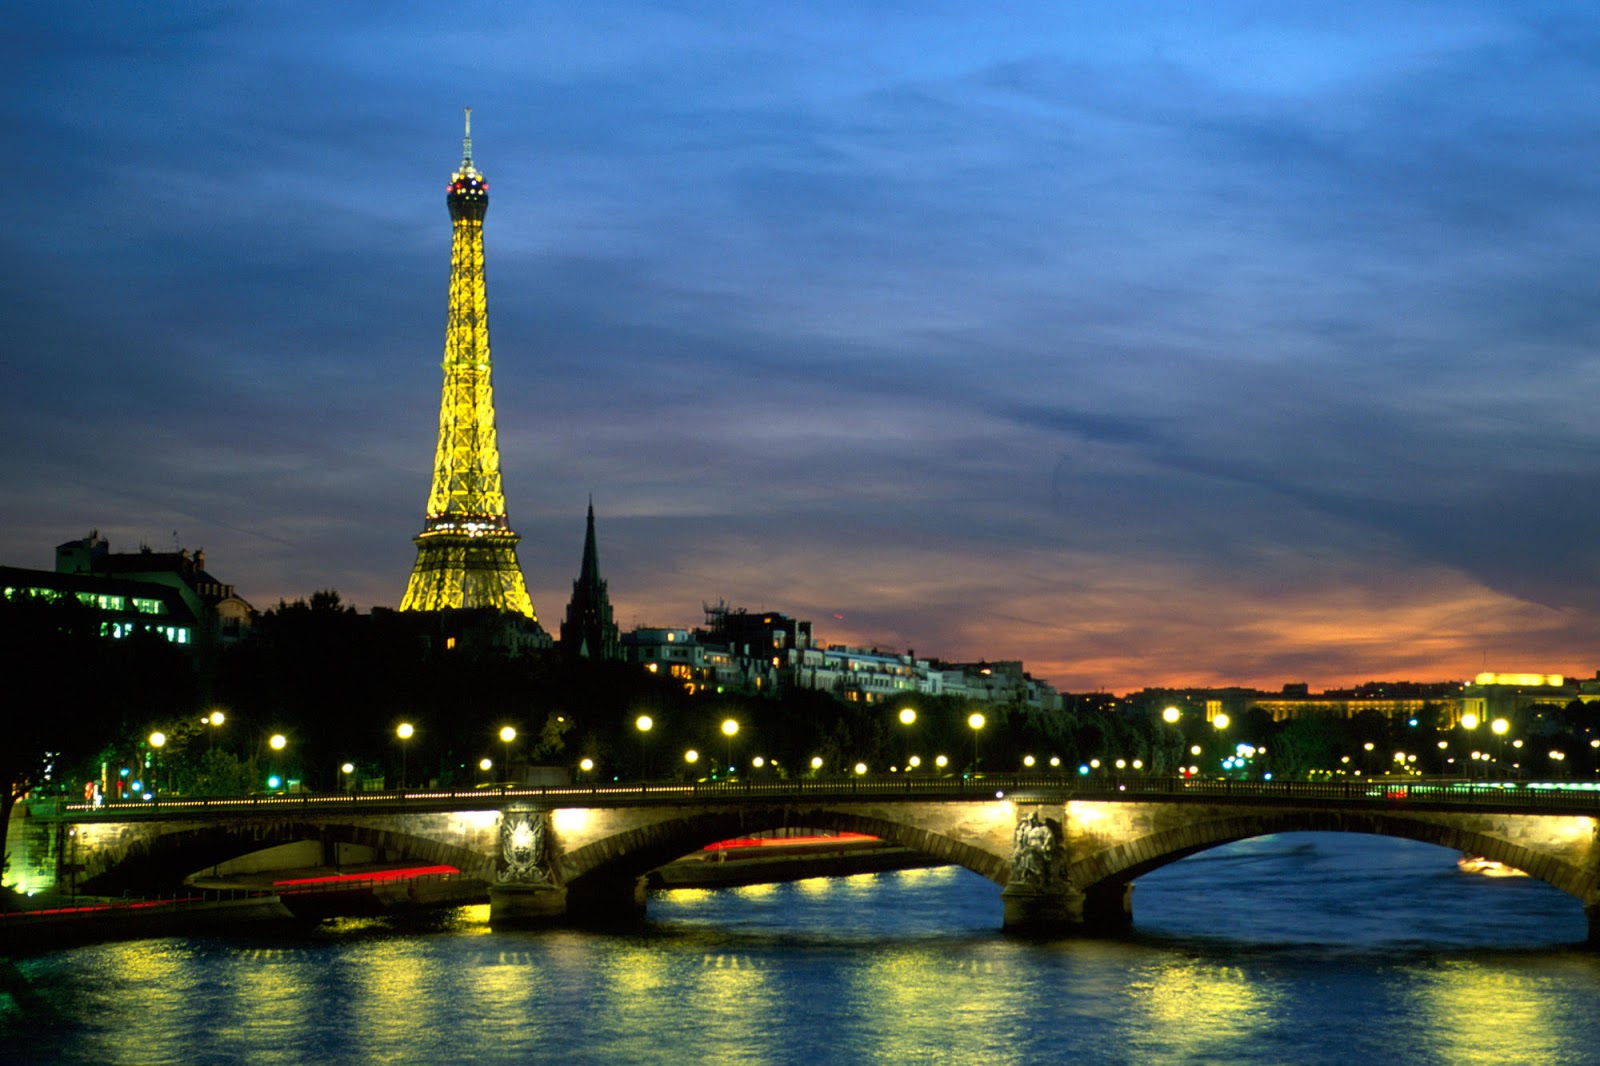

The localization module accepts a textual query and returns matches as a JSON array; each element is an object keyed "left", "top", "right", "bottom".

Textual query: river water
[{"left": 3, "top": 832, "right": 1598, "bottom": 1065}]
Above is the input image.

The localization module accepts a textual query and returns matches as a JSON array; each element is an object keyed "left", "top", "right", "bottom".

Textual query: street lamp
[
  {"left": 898, "top": 707, "right": 917, "bottom": 766},
  {"left": 148, "top": 732, "right": 166, "bottom": 794},
  {"left": 1491, "top": 718, "right": 1509, "bottom": 778},
  {"left": 685, "top": 749, "right": 700, "bottom": 780},
  {"left": 721, "top": 718, "right": 739, "bottom": 775},
  {"left": 579, "top": 757, "right": 594, "bottom": 781},
  {"left": 499, "top": 726, "right": 516, "bottom": 785},
  {"left": 1162, "top": 706, "right": 1181, "bottom": 724},
  {"left": 809, "top": 755, "right": 823, "bottom": 774},
  {"left": 341, "top": 762, "right": 356, "bottom": 792},
  {"left": 635, "top": 715, "right": 653, "bottom": 780},
  {"left": 265, "top": 733, "right": 287, "bottom": 793},
  {"left": 967, "top": 712, "right": 986, "bottom": 772},
  {"left": 204, "top": 710, "right": 225, "bottom": 750},
  {"left": 397, "top": 722, "right": 415, "bottom": 790}
]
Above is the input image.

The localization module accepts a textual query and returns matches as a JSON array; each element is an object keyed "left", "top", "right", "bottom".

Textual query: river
[{"left": 3, "top": 831, "right": 1597, "bottom": 1065}]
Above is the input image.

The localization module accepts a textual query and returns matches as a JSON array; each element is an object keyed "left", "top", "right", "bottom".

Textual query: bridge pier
[
  {"left": 1000, "top": 883, "right": 1078, "bottom": 934},
  {"left": 488, "top": 883, "right": 568, "bottom": 925},
  {"left": 1001, "top": 882, "right": 1135, "bottom": 936}
]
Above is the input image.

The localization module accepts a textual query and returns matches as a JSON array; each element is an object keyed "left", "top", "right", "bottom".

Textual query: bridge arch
[
  {"left": 1067, "top": 807, "right": 1600, "bottom": 908},
  {"left": 556, "top": 804, "right": 1010, "bottom": 900},
  {"left": 78, "top": 818, "right": 496, "bottom": 894}
]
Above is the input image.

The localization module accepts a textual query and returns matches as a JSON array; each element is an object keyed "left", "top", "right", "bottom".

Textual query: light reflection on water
[{"left": 3, "top": 833, "right": 1599, "bottom": 1065}]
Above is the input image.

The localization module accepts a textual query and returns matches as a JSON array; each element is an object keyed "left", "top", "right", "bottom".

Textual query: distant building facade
[
  {"left": 0, "top": 564, "right": 197, "bottom": 647},
  {"left": 620, "top": 602, "right": 1060, "bottom": 710},
  {"left": 54, "top": 531, "right": 254, "bottom": 649}
]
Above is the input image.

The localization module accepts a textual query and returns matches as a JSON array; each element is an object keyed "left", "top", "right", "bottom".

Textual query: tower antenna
[{"left": 462, "top": 107, "right": 474, "bottom": 170}]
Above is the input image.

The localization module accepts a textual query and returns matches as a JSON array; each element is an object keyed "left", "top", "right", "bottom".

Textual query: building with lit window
[
  {"left": 54, "top": 532, "right": 254, "bottom": 649},
  {"left": 0, "top": 565, "right": 197, "bottom": 646}
]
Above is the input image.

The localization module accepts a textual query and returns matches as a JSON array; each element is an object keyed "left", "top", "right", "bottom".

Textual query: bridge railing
[{"left": 28, "top": 774, "right": 1600, "bottom": 821}]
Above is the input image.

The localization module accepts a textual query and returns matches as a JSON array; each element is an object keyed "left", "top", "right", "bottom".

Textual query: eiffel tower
[{"left": 400, "top": 110, "right": 536, "bottom": 617}]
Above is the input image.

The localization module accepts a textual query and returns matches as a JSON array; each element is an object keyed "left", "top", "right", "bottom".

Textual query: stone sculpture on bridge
[
  {"left": 496, "top": 805, "right": 552, "bottom": 885},
  {"left": 1009, "top": 809, "right": 1062, "bottom": 887}
]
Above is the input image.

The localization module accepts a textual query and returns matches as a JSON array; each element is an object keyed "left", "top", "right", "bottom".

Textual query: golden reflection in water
[
  {"left": 849, "top": 943, "right": 1025, "bottom": 1065},
  {"left": 1124, "top": 961, "right": 1279, "bottom": 1058},
  {"left": 1414, "top": 961, "right": 1568, "bottom": 1065},
  {"left": 662, "top": 888, "right": 713, "bottom": 904},
  {"left": 732, "top": 882, "right": 778, "bottom": 901}
]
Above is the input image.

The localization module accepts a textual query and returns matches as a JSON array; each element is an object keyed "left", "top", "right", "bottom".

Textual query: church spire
[{"left": 560, "top": 498, "right": 622, "bottom": 660}]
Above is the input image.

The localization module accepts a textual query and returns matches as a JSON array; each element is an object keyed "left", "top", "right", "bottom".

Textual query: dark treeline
[{"left": 9, "top": 592, "right": 1600, "bottom": 814}]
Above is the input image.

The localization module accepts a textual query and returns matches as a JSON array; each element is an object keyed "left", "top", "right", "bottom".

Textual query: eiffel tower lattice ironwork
[{"left": 400, "top": 109, "right": 536, "bottom": 618}]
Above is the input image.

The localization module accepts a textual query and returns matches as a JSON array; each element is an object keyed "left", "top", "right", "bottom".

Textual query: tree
[{"left": 0, "top": 594, "right": 146, "bottom": 886}]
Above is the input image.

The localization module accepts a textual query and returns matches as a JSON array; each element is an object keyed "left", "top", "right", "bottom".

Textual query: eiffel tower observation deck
[{"left": 400, "top": 110, "right": 537, "bottom": 618}]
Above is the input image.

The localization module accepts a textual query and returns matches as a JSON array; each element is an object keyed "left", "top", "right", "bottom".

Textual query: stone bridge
[{"left": 17, "top": 777, "right": 1600, "bottom": 941}]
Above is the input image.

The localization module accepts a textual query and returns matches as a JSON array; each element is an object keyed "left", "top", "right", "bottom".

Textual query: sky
[{"left": 3, "top": 3, "right": 1599, "bottom": 693}]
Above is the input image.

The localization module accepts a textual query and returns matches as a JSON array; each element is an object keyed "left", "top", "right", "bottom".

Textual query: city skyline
[{"left": 4, "top": 4, "right": 1599, "bottom": 692}]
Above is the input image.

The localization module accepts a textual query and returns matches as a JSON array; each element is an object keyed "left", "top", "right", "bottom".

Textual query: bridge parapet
[{"left": 20, "top": 779, "right": 1600, "bottom": 944}]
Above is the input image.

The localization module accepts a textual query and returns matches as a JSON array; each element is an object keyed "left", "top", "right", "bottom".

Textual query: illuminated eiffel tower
[{"left": 400, "top": 109, "right": 536, "bottom": 618}]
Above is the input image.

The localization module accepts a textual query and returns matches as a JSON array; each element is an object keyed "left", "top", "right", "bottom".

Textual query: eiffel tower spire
[{"left": 400, "top": 110, "right": 537, "bottom": 617}]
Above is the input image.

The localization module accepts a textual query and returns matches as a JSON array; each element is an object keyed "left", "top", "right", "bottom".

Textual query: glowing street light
[
  {"left": 968, "top": 712, "right": 986, "bottom": 772},
  {"left": 898, "top": 707, "right": 917, "bottom": 765},
  {"left": 854, "top": 762, "right": 868, "bottom": 775},
  {"left": 636, "top": 715, "right": 653, "bottom": 780},
  {"left": 721, "top": 718, "right": 739, "bottom": 774},
  {"left": 579, "top": 757, "right": 595, "bottom": 781},
  {"left": 148, "top": 732, "right": 166, "bottom": 793},
  {"left": 204, "top": 709, "right": 225, "bottom": 751},
  {"left": 1162, "top": 706, "right": 1181, "bottom": 724},
  {"left": 1212, "top": 713, "right": 1230, "bottom": 731},
  {"left": 270, "top": 734, "right": 287, "bottom": 751},
  {"left": 341, "top": 761, "right": 356, "bottom": 792},
  {"left": 810, "top": 755, "right": 824, "bottom": 773},
  {"left": 397, "top": 722, "right": 414, "bottom": 790},
  {"left": 498, "top": 726, "right": 516, "bottom": 785}
]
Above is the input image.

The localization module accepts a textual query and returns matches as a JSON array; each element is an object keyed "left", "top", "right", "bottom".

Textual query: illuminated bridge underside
[{"left": 36, "top": 787, "right": 1600, "bottom": 942}]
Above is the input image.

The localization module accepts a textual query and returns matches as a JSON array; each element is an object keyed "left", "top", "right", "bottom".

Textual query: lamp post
[
  {"left": 397, "top": 722, "right": 415, "bottom": 790},
  {"left": 579, "top": 757, "right": 594, "bottom": 782},
  {"left": 721, "top": 718, "right": 739, "bottom": 777},
  {"left": 685, "top": 748, "right": 700, "bottom": 781},
  {"left": 1161, "top": 706, "right": 1182, "bottom": 774},
  {"left": 478, "top": 757, "right": 492, "bottom": 785},
  {"left": 341, "top": 761, "right": 356, "bottom": 793},
  {"left": 636, "top": 715, "right": 653, "bottom": 780},
  {"left": 205, "top": 710, "right": 225, "bottom": 750},
  {"left": 267, "top": 733, "right": 287, "bottom": 792},
  {"left": 967, "top": 712, "right": 986, "bottom": 773},
  {"left": 1491, "top": 718, "right": 1509, "bottom": 779},
  {"left": 499, "top": 726, "right": 516, "bottom": 785},
  {"left": 898, "top": 707, "right": 917, "bottom": 767},
  {"left": 1460, "top": 713, "right": 1481, "bottom": 780},
  {"left": 148, "top": 732, "right": 166, "bottom": 794}
]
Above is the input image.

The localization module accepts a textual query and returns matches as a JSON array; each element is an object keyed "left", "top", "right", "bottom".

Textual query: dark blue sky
[{"left": 4, "top": 3, "right": 1598, "bottom": 691}]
